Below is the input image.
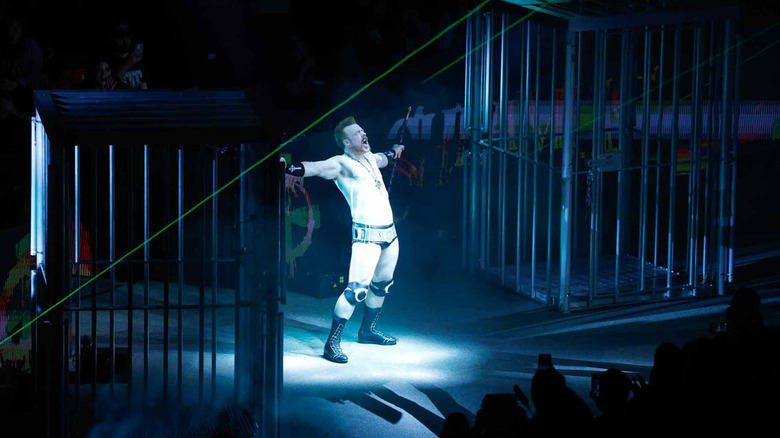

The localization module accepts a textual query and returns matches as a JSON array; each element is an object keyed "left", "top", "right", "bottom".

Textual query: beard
[{"left": 352, "top": 141, "right": 370, "bottom": 153}]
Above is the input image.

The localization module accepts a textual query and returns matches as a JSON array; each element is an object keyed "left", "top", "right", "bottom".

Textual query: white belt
[{"left": 352, "top": 223, "right": 397, "bottom": 243}]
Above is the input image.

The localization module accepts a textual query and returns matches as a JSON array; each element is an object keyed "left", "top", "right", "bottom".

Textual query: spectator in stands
[
  {"left": 527, "top": 367, "right": 593, "bottom": 435},
  {"left": 626, "top": 342, "right": 684, "bottom": 434},
  {"left": 712, "top": 287, "right": 780, "bottom": 433},
  {"left": 471, "top": 392, "right": 526, "bottom": 437},
  {"left": 107, "top": 23, "right": 147, "bottom": 89},
  {"left": 591, "top": 368, "right": 631, "bottom": 435},
  {"left": 0, "top": 13, "right": 44, "bottom": 123},
  {"left": 680, "top": 337, "right": 727, "bottom": 434},
  {"left": 77, "top": 58, "right": 128, "bottom": 90}
]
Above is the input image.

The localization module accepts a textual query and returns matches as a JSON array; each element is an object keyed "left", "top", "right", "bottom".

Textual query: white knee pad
[{"left": 344, "top": 282, "right": 369, "bottom": 305}]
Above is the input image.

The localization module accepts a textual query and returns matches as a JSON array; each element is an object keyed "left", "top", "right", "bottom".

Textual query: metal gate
[
  {"left": 462, "top": 5, "right": 740, "bottom": 310},
  {"left": 30, "top": 90, "right": 283, "bottom": 436}
]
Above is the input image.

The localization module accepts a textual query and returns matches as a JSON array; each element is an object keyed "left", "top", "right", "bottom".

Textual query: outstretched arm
[
  {"left": 374, "top": 144, "right": 405, "bottom": 169},
  {"left": 281, "top": 156, "right": 342, "bottom": 180}
]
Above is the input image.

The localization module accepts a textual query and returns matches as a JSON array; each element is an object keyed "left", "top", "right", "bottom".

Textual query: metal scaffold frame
[
  {"left": 30, "top": 91, "right": 283, "bottom": 437},
  {"left": 462, "top": 6, "right": 740, "bottom": 311}
]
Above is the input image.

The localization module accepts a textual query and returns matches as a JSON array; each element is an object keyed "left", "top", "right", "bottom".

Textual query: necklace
[{"left": 346, "top": 153, "right": 381, "bottom": 189}]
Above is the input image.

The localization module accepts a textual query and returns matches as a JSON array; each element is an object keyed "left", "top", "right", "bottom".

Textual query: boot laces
[
  {"left": 330, "top": 324, "right": 344, "bottom": 354},
  {"left": 369, "top": 311, "right": 381, "bottom": 333}
]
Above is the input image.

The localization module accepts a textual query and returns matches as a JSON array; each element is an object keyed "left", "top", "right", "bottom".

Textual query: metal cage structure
[
  {"left": 30, "top": 90, "right": 283, "bottom": 437},
  {"left": 462, "top": 4, "right": 741, "bottom": 311}
]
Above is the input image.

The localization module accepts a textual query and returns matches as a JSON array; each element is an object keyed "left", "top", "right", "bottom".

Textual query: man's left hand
[{"left": 392, "top": 144, "right": 405, "bottom": 160}]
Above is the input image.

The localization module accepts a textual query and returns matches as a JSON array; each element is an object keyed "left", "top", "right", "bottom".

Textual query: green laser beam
[
  {"left": 574, "top": 23, "right": 779, "bottom": 135},
  {"left": 422, "top": 0, "right": 554, "bottom": 85},
  {"left": 0, "top": 146, "right": 279, "bottom": 348},
  {"left": 741, "top": 36, "right": 780, "bottom": 63},
  {"left": 678, "top": 36, "right": 780, "bottom": 102},
  {"left": 0, "top": 0, "right": 493, "bottom": 347}
]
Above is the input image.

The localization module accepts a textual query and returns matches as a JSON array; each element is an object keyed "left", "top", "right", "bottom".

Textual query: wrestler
[{"left": 281, "top": 116, "right": 404, "bottom": 363}]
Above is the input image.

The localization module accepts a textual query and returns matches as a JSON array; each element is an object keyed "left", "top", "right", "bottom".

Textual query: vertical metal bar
[
  {"left": 694, "top": 24, "right": 706, "bottom": 289},
  {"left": 62, "top": 142, "right": 71, "bottom": 434},
  {"left": 73, "top": 145, "right": 81, "bottom": 405},
  {"left": 485, "top": 123, "right": 492, "bottom": 270},
  {"left": 482, "top": 12, "right": 492, "bottom": 135},
  {"left": 589, "top": 30, "right": 603, "bottom": 305},
  {"left": 668, "top": 26, "right": 681, "bottom": 290},
  {"left": 482, "top": 12, "right": 493, "bottom": 272},
  {"left": 691, "top": 25, "right": 704, "bottom": 291},
  {"left": 685, "top": 26, "right": 698, "bottom": 289},
  {"left": 547, "top": 28, "right": 557, "bottom": 303},
  {"left": 30, "top": 119, "right": 36, "bottom": 253},
  {"left": 481, "top": 102, "right": 489, "bottom": 270},
  {"left": 212, "top": 147, "right": 218, "bottom": 402},
  {"left": 531, "top": 23, "right": 540, "bottom": 298},
  {"left": 499, "top": 13, "right": 508, "bottom": 286},
  {"left": 521, "top": 22, "right": 532, "bottom": 267},
  {"left": 199, "top": 145, "right": 206, "bottom": 413},
  {"left": 464, "top": 15, "right": 472, "bottom": 135},
  {"left": 468, "top": 14, "right": 483, "bottom": 273},
  {"left": 485, "top": 13, "right": 506, "bottom": 269},
  {"left": 597, "top": 31, "right": 606, "bottom": 301},
  {"left": 702, "top": 22, "right": 716, "bottom": 283},
  {"left": 728, "top": 35, "right": 741, "bottom": 283},
  {"left": 109, "top": 145, "right": 116, "bottom": 394},
  {"left": 559, "top": 28, "right": 576, "bottom": 312},
  {"left": 462, "top": 144, "right": 469, "bottom": 271},
  {"left": 573, "top": 32, "right": 582, "bottom": 259},
  {"left": 236, "top": 144, "right": 246, "bottom": 402},
  {"left": 717, "top": 19, "right": 733, "bottom": 296},
  {"left": 589, "top": 30, "right": 598, "bottom": 305},
  {"left": 517, "top": 21, "right": 527, "bottom": 292},
  {"left": 144, "top": 144, "right": 150, "bottom": 400},
  {"left": 178, "top": 145, "right": 184, "bottom": 403},
  {"left": 639, "top": 28, "right": 652, "bottom": 291},
  {"left": 163, "top": 146, "right": 170, "bottom": 405},
  {"left": 486, "top": 13, "right": 502, "bottom": 272},
  {"left": 462, "top": 16, "right": 472, "bottom": 271},
  {"left": 92, "top": 145, "right": 99, "bottom": 397},
  {"left": 127, "top": 148, "right": 134, "bottom": 401},
  {"left": 516, "top": 21, "right": 526, "bottom": 293},
  {"left": 481, "top": 100, "right": 488, "bottom": 271},
  {"left": 653, "top": 27, "right": 665, "bottom": 268},
  {"left": 616, "top": 28, "right": 632, "bottom": 294}
]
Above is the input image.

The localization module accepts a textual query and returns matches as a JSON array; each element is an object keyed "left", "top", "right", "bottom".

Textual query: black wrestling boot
[
  {"left": 323, "top": 316, "right": 348, "bottom": 363},
  {"left": 358, "top": 306, "right": 397, "bottom": 345}
]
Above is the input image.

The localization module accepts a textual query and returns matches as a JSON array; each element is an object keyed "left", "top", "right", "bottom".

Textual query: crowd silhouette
[{"left": 439, "top": 287, "right": 780, "bottom": 437}]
